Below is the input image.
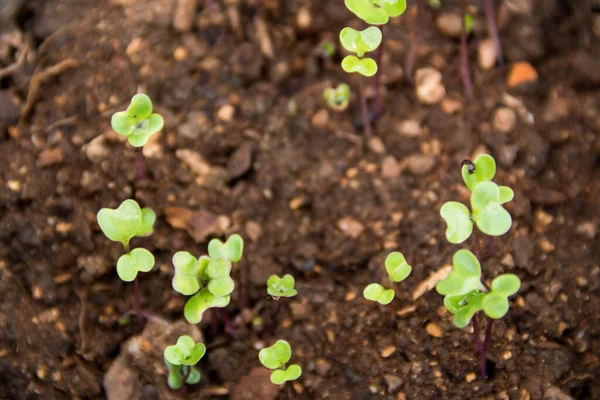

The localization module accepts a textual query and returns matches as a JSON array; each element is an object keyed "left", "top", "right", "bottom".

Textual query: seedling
[
  {"left": 259, "top": 340, "right": 302, "bottom": 385},
  {"left": 440, "top": 155, "right": 514, "bottom": 244},
  {"left": 317, "top": 40, "right": 336, "bottom": 59},
  {"left": 267, "top": 274, "right": 297, "bottom": 298},
  {"left": 97, "top": 199, "right": 156, "bottom": 317},
  {"left": 323, "top": 83, "right": 351, "bottom": 112},
  {"left": 171, "top": 234, "right": 244, "bottom": 325},
  {"left": 364, "top": 251, "right": 412, "bottom": 304},
  {"left": 164, "top": 335, "right": 206, "bottom": 390},
  {"left": 111, "top": 93, "right": 164, "bottom": 147}
]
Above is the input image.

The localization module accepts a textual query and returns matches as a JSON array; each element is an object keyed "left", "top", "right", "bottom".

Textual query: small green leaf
[
  {"left": 461, "top": 154, "right": 497, "bottom": 191},
  {"left": 111, "top": 94, "right": 163, "bottom": 148},
  {"left": 128, "top": 93, "right": 153, "bottom": 119},
  {"left": 284, "top": 364, "right": 302, "bottom": 381},
  {"left": 267, "top": 274, "right": 298, "bottom": 298},
  {"left": 499, "top": 186, "right": 514, "bottom": 204},
  {"left": 363, "top": 283, "right": 395, "bottom": 305},
  {"left": 139, "top": 208, "right": 156, "bottom": 236},
  {"left": 111, "top": 111, "right": 134, "bottom": 136},
  {"left": 127, "top": 130, "right": 153, "bottom": 147},
  {"left": 97, "top": 199, "right": 143, "bottom": 246},
  {"left": 259, "top": 340, "right": 292, "bottom": 370},
  {"left": 482, "top": 274, "right": 520, "bottom": 319},
  {"left": 168, "top": 371, "right": 183, "bottom": 390},
  {"left": 207, "top": 276, "right": 235, "bottom": 297},
  {"left": 341, "top": 55, "right": 378, "bottom": 77},
  {"left": 345, "top": 0, "right": 389, "bottom": 24},
  {"left": 205, "top": 258, "right": 232, "bottom": 279},
  {"left": 184, "top": 288, "right": 230, "bottom": 324},
  {"left": 164, "top": 336, "right": 206, "bottom": 367},
  {"left": 384, "top": 252, "right": 412, "bottom": 283},
  {"left": 172, "top": 251, "right": 200, "bottom": 296},
  {"left": 464, "top": 13, "right": 474, "bottom": 35},
  {"left": 380, "top": 0, "right": 407, "bottom": 17},
  {"left": 490, "top": 274, "right": 521, "bottom": 296},
  {"left": 323, "top": 83, "right": 351, "bottom": 111},
  {"left": 452, "top": 294, "right": 484, "bottom": 328},
  {"left": 148, "top": 113, "right": 164, "bottom": 133},
  {"left": 340, "top": 26, "right": 382, "bottom": 57},
  {"left": 471, "top": 182, "right": 512, "bottom": 236},
  {"left": 208, "top": 234, "right": 244, "bottom": 263},
  {"left": 185, "top": 367, "right": 201, "bottom": 384},
  {"left": 270, "top": 369, "right": 287, "bottom": 385},
  {"left": 436, "top": 249, "right": 484, "bottom": 296},
  {"left": 116, "top": 248, "right": 155, "bottom": 282},
  {"left": 440, "top": 202, "right": 473, "bottom": 244},
  {"left": 482, "top": 294, "right": 509, "bottom": 319}
]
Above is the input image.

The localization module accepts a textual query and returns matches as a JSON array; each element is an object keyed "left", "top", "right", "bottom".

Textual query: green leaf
[
  {"left": 464, "top": 13, "right": 474, "bottom": 35},
  {"left": 453, "top": 294, "right": 484, "bottom": 328},
  {"left": 259, "top": 340, "right": 292, "bottom": 370},
  {"left": 340, "top": 26, "right": 382, "bottom": 58},
  {"left": 482, "top": 274, "right": 520, "bottom": 320},
  {"left": 363, "top": 283, "right": 395, "bottom": 305},
  {"left": 172, "top": 251, "right": 201, "bottom": 296},
  {"left": 208, "top": 234, "right": 244, "bottom": 263},
  {"left": 128, "top": 93, "right": 153, "bottom": 119},
  {"left": 384, "top": 252, "right": 412, "bottom": 283},
  {"left": 139, "top": 208, "right": 156, "bottom": 236},
  {"left": 482, "top": 294, "right": 509, "bottom": 319},
  {"left": 148, "top": 113, "right": 164, "bottom": 133},
  {"left": 186, "top": 367, "right": 201, "bottom": 384},
  {"left": 267, "top": 274, "right": 298, "bottom": 298},
  {"left": 164, "top": 336, "right": 206, "bottom": 367},
  {"left": 270, "top": 370, "right": 287, "bottom": 385},
  {"left": 284, "top": 364, "right": 302, "bottom": 381},
  {"left": 490, "top": 274, "right": 520, "bottom": 296},
  {"left": 345, "top": 0, "right": 389, "bottom": 24},
  {"left": 471, "top": 182, "right": 512, "bottom": 236},
  {"left": 499, "top": 186, "right": 514, "bottom": 204},
  {"left": 462, "top": 154, "right": 496, "bottom": 191},
  {"left": 168, "top": 371, "right": 183, "bottom": 390},
  {"left": 323, "top": 83, "right": 350, "bottom": 111},
  {"left": 97, "top": 199, "right": 143, "bottom": 246},
  {"left": 440, "top": 202, "right": 473, "bottom": 244},
  {"left": 111, "top": 111, "right": 134, "bottom": 136},
  {"left": 380, "top": 0, "right": 407, "bottom": 17},
  {"left": 436, "top": 249, "right": 484, "bottom": 296},
  {"left": 341, "top": 56, "right": 378, "bottom": 77},
  {"left": 127, "top": 129, "right": 153, "bottom": 147},
  {"left": 184, "top": 288, "right": 230, "bottom": 324},
  {"left": 116, "top": 248, "right": 155, "bottom": 282},
  {"left": 207, "top": 276, "right": 235, "bottom": 297},
  {"left": 205, "top": 258, "right": 232, "bottom": 279},
  {"left": 197, "top": 256, "right": 211, "bottom": 281}
]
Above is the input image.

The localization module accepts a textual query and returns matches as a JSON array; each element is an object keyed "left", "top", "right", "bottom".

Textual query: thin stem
[
  {"left": 133, "top": 278, "right": 143, "bottom": 320},
  {"left": 483, "top": 0, "right": 504, "bottom": 65},
  {"left": 373, "top": 27, "right": 384, "bottom": 117},
  {"left": 480, "top": 319, "right": 494, "bottom": 379},
  {"left": 459, "top": 0, "right": 473, "bottom": 97},
  {"left": 136, "top": 147, "right": 145, "bottom": 181},
  {"left": 266, "top": 301, "right": 283, "bottom": 336},
  {"left": 472, "top": 314, "right": 483, "bottom": 354},
  {"left": 183, "top": 365, "right": 191, "bottom": 384},
  {"left": 219, "top": 309, "right": 235, "bottom": 336},
  {"left": 405, "top": 0, "right": 423, "bottom": 82},
  {"left": 358, "top": 80, "right": 372, "bottom": 139}
]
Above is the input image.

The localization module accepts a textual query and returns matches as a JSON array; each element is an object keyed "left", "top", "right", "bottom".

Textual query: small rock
[
  {"left": 216, "top": 104, "right": 235, "bottom": 122},
  {"left": 384, "top": 375, "right": 403, "bottom": 393},
  {"left": 496, "top": 144, "right": 519, "bottom": 167},
  {"left": 337, "top": 217, "right": 365, "bottom": 239},
  {"left": 311, "top": 109, "right": 329, "bottom": 127},
  {"left": 534, "top": 209, "right": 553, "bottom": 233},
  {"left": 232, "top": 367, "right": 280, "bottom": 400},
  {"left": 296, "top": 6, "right": 312, "bottom": 29},
  {"left": 415, "top": 68, "right": 446, "bottom": 105},
  {"left": 103, "top": 353, "right": 141, "bottom": 400},
  {"left": 405, "top": 154, "right": 436, "bottom": 175},
  {"left": 38, "top": 147, "right": 64, "bottom": 167},
  {"left": 228, "top": 141, "right": 254, "bottom": 180},
  {"left": 426, "top": 322, "right": 443, "bottom": 338},
  {"left": 173, "top": 46, "right": 188, "bottom": 61},
  {"left": 85, "top": 135, "right": 109, "bottom": 163},
  {"left": 575, "top": 221, "right": 597, "bottom": 239},
  {"left": 538, "top": 238, "right": 555, "bottom": 253},
  {"left": 380, "top": 346, "right": 396, "bottom": 358},
  {"left": 507, "top": 62, "right": 538, "bottom": 88},
  {"left": 501, "top": 254, "right": 515, "bottom": 268},
  {"left": 478, "top": 38, "right": 497, "bottom": 70},
  {"left": 315, "top": 358, "right": 332, "bottom": 377},
  {"left": 77, "top": 254, "right": 112, "bottom": 281},
  {"left": 368, "top": 137, "right": 386, "bottom": 153},
  {"left": 441, "top": 98, "right": 462, "bottom": 114},
  {"left": 245, "top": 221, "right": 262, "bottom": 241},
  {"left": 397, "top": 120, "right": 422, "bottom": 137},
  {"left": 436, "top": 12, "right": 462, "bottom": 38},
  {"left": 465, "top": 372, "right": 476, "bottom": 383},
  {"left": 164, "top": 207, "right": 220, "bottom": 242},
  {"left": 7, "top": 180, "right": 21, "bottom": 191},
  {"left": 381, "top": 156, "right": 400, "bottom": 179},
  {"left": 493, "top": 107, "right": 517, "bottom": 133},
  {"left": 173, "top": 0, "right": 198, "bottom": 32}
]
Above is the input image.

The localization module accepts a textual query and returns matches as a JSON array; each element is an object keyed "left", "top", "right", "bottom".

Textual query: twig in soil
[
  {"left": 405, "top": 0, "right": 423, "bottom": 83},
  {"left": 373, "top": 27, "right": 385, "bottom": 117},
  {"left": 20, "top": 58, "right": 80, "bottom": 121},
  {"left": 459, "top": 0, "right": 473, "bottom": 97},
  {"left": 0, "top": 45, "right": 28, "bottom": 80},
  {"left": 483, "top": 0, "right": 504, "bottom": 65},
  {"left": 358, "top": 80, "right": 372, "bottom": 139},
  {"left": 76, "top": 289, "right": 88, "bottom": 354}
]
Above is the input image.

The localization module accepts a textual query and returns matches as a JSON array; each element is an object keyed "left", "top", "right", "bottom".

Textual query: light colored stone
[
  {"left": 311, "top": 109, "right": 329, "bottom": 127},
  {"left": 337, "top": 217, "right": 365, "bottom": 239},
  {"left": 38, "top": 148, "right": 64, "bottom": 167},
  {"left": 436, "top": 12, "right": 462, "bottom": 38},
  {"left": 405, "top": 154, "right": 436, "bottom": 175},
  {"left": 397, "top": 120, "right": 422, "bottom": 137},
  {"left": 426, "top": 322, "right": 443, "bottom": 338},
  {"left": 493, "top": 107, "right": 517, "bottom": 133},
  {"left": 173, "top": 0, "right": 198, "bottom": 32},
  {"left": 415, "top": 68, "right": 446, "bottom": 105},
  {"left": 85, "top": 135, "right": 109, "bottom": 163},
  {"left": 478, "top": 38, "right": 497, "bottom": 70},
  {"left": 216, "top": 104, "right": 235, "bottom": 122}
]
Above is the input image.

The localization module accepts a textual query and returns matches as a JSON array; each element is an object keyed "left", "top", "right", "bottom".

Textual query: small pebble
[
  {"left": 311, "top": 109, "right": 329, "bottom": 127},
  {"left": 397, "top": 120, "right": 422, "bottom": 137},
  {"left": 507, "top": 62, "right": 538, "bottom": 88},
  {"left": 493, "top": 107, "right": 517, "bottom": 133},
  {"left": 538, "top": 238, "right": 555, "bottom": 253},
  {"left": 426, "top": 322, "right": 443, "bottom": 338},
  {"left": 478, "top": 38, "right": 497, "bottom": 70},
  {"left": 216, "top": 104, "right": 235, "bottom": 122},
  {"left": 415, "top": 68, "right": 446, "bottom": 105},
  {"left": 381, "top": 346, "right": 396, "bottom": 358},
  {"left": 441, "top": 98, "right": 462, "bottom": 114},
  {"left": 465, "top": 372, "right": 476, "bottom": 383},
  {"left": 436, "top": 12, "right": 463, "bottom": 38},
  {"left": 337, "top": 217, "right": 365, "bottom": 239}
]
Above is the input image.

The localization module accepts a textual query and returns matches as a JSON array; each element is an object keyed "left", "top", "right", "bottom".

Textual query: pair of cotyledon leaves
[
  {"left": 97, "top": 199, "right": 156, "bottom": 282},
  {"left": 267, "top": 274, "right": 298, "bottom": 298},
  {"left": 171, "top": 235, "right": 244, "bottom": 324},
  {"left": 363, "top": 252, "right": 412, "bottom": 305},
  {"left": 323, "top": 83, "right": 351, "bottom": 111},
  {"left": 259, "top": 340, "right": 302, "bottom": 385},
  {"left": 436, "top": 249, "right": 520, "bottom": 328},
  {"left": 111, "top": 94, "right": 164, "bottom": 147},
  {"left": 164, "top": 335, "right": 204, "bottom": 389},
  {"left": 441, "top": 154, "right": 515, "bottom": 244}
]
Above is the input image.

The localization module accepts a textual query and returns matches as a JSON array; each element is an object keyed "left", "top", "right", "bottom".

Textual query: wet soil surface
[{"left": 1, "top": 0, "right": 599, "bottom": 399}]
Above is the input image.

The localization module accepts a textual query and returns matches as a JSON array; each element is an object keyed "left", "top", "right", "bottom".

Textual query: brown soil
[{"left": 1, "top": 0, "right": 599, "bottom": 399}]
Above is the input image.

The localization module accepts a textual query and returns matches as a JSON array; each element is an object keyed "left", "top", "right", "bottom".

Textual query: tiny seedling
[
  {"left": 440, "top": 155, "right": 514, "bottom": 244},
  {"left": 97, "top": 199, "right": 156, "bottom": 318},
  {"left": 317, "top": 40, "right": 336, "bottom": 59},
  {"left": 267, "top": 274, "right": 298, "bottom": 298},
  {"left": 164, "top": 335, "right": 206, "bottom": 390},
  {"left": 171, "top": 234, "right": 244, "bottom": 325},
  {"left": 364, "top": 251, "right": 412, "bottom": 304},
  {"left": 323, "top": 83, "right": 351, "bottom": 112},
  {"left": 259, "top": 340, "right": 302, "bottom": 385},
  {"left": 111, "top": 94, "right": 164, "bottom": 147}
]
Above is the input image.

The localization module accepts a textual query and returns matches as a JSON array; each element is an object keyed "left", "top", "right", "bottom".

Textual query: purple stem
[
  {"left": 133, "top": 278, "right": 143, "bottom": 320},
  {"left": 373, "top": 27, "right": 384, "bottom": 117},
  {"left": 472, "top": 314, "right": 483, "bottom": 354},
  {"left": 480, "top": 319, "right": 494, "bottom": 379},
  {"left": 459, "top": 0, "right": 473, "bottom": 97},
  {"left": 219, "top": 309, "right": 235, "bottom": 336},
  {"left": 136, "top": 148, "right": 145, "bottom": 181},
  {"left": 359, "top": 80, "right": 372, "bottom": 138},
  {"left": 405, "top": 0, "right": 423, "bottom": 82},
  {"left": 483, "top": 0, "right": 504, "bottom": 65}
]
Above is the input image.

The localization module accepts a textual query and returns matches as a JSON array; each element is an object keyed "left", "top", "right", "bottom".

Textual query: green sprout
[
  {"left": 171, "top": 234, "right": 244, "bottom": 324},
  {"left": 323, "top": 83, "right": 351, "bottom": 112},
  {"left": 164, "top": 335, "right": 206, "bottom": 390},
  {"left": 267, "top": 274, "right": 297, "bottom": 298},
  {"left": 318, "top": 40, "right": 336, "bottom": 58},
  {"left": 340, "top": 26, "right": 382, "bottom": 77},
  {"left": 97, "top": 199, "right": 156, "bottom": 282},
  {"left": 441, "top": 155, "right": 514, "bottom": 244},
  {"left": 345, "top": 0, "right": 407, "bottom": 25},
  {"left": 436, "top": 250, "right": 520, "bottom": 328},
  {"left": 259, "top": 340, "right": 302, "bottom": 385},
  {"left": 363, "top": 251, "right": 412, "bottom": 304},
  {"left": 111, "top": 93, "right": 164, "bottom": 147}
]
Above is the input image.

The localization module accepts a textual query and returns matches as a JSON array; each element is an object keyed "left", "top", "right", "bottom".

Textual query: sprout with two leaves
[
  {"left": 264, "top": 274, "right": 297, "bottom": 333},
  {"left": 97, "top": 199, "right": 156, "bottom": 318},
  {"left": 363, "top": 251, "right": 412, "bottom": 305},
  {"left": 164, "top": 335, "right": 206, "bottom": 390},
  {"left": 259, "top": 340, "right": 302, "bottom": 385},
  {"left": 111, "top": 94, "right": 164, "bottom": 147},
  {"left": 436, "top": 250, "right": 520, "bottom": 378},
  {"left": 171, "top": 234, "right": 243, "bottom": 328},
  {"left": 323, "top": 83, "right": 351, "bottom": 112}
]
